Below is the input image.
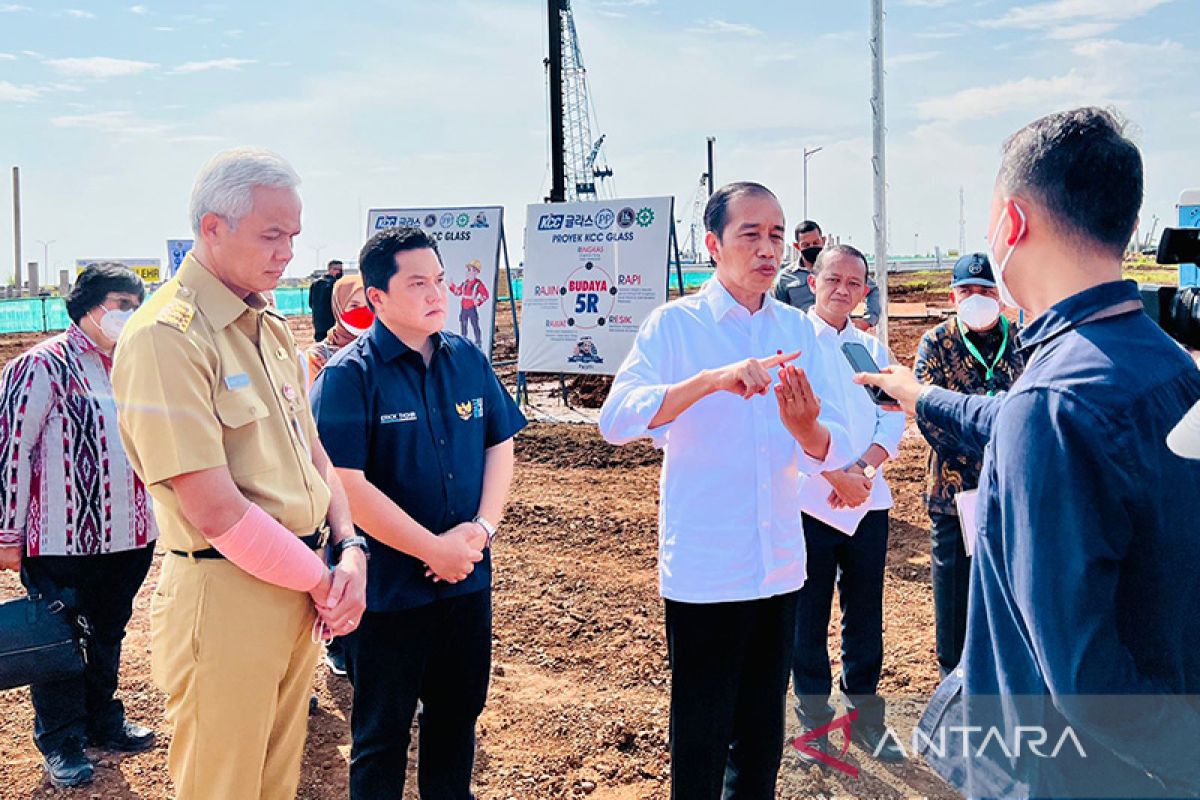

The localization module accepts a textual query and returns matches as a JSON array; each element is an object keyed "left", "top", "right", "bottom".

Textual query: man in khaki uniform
[{"left": 112, "top": 148, "right": 368, "bottom": 800}]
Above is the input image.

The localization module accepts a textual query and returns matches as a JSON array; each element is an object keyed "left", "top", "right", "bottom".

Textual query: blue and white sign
[
  {"left": 1179, "top": 189, "right": 1199, "bottom": 289},
  {"left": 166, "top": 239, "right": 194, "bottom": 278}
]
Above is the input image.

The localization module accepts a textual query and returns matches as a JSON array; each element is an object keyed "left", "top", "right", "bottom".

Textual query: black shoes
[
  {"left": 851, "top": 723, "right": 907, "bottom": 763},
  {"left": 87, "top": 720, "right": 156, "bottom": 753},
  {"left": 43, "top": 739, "right": 94, "bottom": 788}
]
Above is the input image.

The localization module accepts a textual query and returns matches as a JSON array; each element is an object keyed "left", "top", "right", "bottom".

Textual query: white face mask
[
  {"left": 988, "top": 203, "right": 1027, "bottom": 310},
  {"left": 1168, "top": 400, "right": 1200, "bottom": 460},
  {"left": 956, "top": 294, "right": 1002, "bottom": 331},
  {"left": 91, "top": 307, "right": 134, "bottom": 344}
]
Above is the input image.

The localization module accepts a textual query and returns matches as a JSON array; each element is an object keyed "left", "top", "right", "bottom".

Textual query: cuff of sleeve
[
  {"left": 0, "top": 528, "right": 23, "bottom": 547},
  {"left": 916, "top": 385, "right": 953, "bottom": 427},
  {"left": 871, "top": 435, "right": 900, "bottom": 460},
  {"left": 610, "top": 385, "right": 672, "bottom": 448},
  {"left": 798, "top": 422, "right": 852, "bottom": 473}
]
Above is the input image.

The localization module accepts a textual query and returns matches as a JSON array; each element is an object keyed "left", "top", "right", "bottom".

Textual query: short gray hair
[{"left": 189, "top": 147, "right": 301, "bottom": 237}]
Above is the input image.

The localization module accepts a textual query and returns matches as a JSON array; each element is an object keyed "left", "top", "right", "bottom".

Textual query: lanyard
[{"left": 957, "top": 315, "right": 1009, "bottom": 393}]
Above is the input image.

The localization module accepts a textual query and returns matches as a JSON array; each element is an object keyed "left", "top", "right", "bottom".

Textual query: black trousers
[
  {"left": 792, "top": 511, "right": 889, "bottom": 732},
  {"left": 20, "top": 544, "right": 155, "bottom": 754},
  {"left": 664, "top": 590, "right": 799, "bottom": 800},
  {"left": 929, "top": 509, "right": 971, "bottom": 677},
  {"left": 345, "top": 588, "right": 491, "bottom": 800}
]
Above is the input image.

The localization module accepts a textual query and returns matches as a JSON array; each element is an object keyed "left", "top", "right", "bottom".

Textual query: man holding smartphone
[{"left": 789, "top": 245, "right": 907, "bottom": 766}]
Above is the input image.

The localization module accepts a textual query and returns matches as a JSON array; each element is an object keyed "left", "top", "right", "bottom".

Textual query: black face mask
[{"left": 800, "top": 246, "right": 823, "bottom": 265}]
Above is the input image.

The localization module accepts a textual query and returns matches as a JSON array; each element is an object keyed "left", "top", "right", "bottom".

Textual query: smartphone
[{"left": 841, "top": 341, "right": 896, "bottom": 406}]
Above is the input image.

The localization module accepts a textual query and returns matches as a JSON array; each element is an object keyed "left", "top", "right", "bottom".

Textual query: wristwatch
[
  {"left": 473, "top": 515, "right": 497, "bottom": 547},
  {"left": 855, "top": 458, "right": 878, "bottom": 480},
  {"left": 334, "top": 535, "right": 370, "bottom": 561}
]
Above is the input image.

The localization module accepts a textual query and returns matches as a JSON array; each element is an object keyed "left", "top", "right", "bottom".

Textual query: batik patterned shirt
[
  {"left": 0, "top": 325, "right": 157, "bottom": 555},
  {"left": 913, "top": 316, "right": 1024, "bottom": 515}
]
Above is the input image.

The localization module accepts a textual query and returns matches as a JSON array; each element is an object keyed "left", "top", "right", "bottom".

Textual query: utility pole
[
  {"left": 958, "top": 186, "right": 966, "bottom": 255},
  {"left": 803, "top": 146, "right": 823, "bottom": 220},
  {"left": 12, "top": 167, "right": 22, "bottom": 291},
  {"left": 706, "top": 137, "right": 716, "bottom": 196},
  {"left": 546, "top": 0, "right": 566, "bottom": 202},
  {"left": 871, "top": 0, "right": 889, "bottom": 347}
]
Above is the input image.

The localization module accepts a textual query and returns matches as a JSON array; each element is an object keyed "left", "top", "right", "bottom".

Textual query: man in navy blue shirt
[
  {"left": 860, "top": 107, "right": 1200, "bottom": 797},
  {"left": 312, "top": 226, "right": 526, "bottom": 799}
]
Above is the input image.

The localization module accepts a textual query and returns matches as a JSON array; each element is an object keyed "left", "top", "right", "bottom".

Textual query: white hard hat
[{"left": 1168, "top": 400, "right": 1200, "bottom": 460}]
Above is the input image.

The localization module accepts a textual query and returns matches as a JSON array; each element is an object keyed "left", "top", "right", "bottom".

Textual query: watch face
[{"left": 864, "top": 465, "right": 877, "bottom": 479}]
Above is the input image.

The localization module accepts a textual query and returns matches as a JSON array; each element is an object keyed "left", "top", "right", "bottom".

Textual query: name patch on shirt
[
  {"left": 224, "top": 372, "right": 252, "bottom": 391},
  {"left": 380, "top": 411, "right": 418, "bottom": 424},
  {"left": 455, "top": 398, "right": 484, "bottom": 421}
]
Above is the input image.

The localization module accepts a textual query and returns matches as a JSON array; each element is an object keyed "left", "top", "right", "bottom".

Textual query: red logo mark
[{"left": 790, "top": 709, "right": 859, "bottom": 778}]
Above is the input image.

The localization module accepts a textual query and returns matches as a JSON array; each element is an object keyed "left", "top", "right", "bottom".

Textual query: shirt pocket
[{"left": 213, "top": 388, "right": 274, "bottom": 477}]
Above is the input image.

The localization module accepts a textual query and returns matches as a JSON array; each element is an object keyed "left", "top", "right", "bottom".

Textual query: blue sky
[{"left": 0, "top": 0, "right": 1197, "bottom": 278}]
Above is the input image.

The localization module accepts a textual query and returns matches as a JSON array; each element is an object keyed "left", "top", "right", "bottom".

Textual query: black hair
[
  {"left": 794, "top": 219, "right": 822, "bottom": 240},
  {"left": 328, "top": 259, "right": 344, "bottom": 269},
  {"left": 66, "top": 262, "right": 145, "bottom": 325},
  {"left": 703, "top": 181, "right": 778, "bottom": 240},
  {"left": 358, "top": 227, "right": 441, "bottom": 306},
  {"left": 812, "top": 243, "right": 869, "bottom": 278},
  {"left": 997, "top": 107, "right": 1142, "bottom": 258}
]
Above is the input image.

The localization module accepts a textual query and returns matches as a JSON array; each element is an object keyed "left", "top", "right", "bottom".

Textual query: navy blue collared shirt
[
  {"left": 915, "top": 280, "right": 1200, "bottom": 798},
  {"left": 311, "top": 322, "right": 526, "bottom": 612}
]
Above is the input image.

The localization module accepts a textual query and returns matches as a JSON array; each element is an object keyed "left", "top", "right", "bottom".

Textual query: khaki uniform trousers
[{"left": 150, "top": 554, "right": 320, "bottom": 800}]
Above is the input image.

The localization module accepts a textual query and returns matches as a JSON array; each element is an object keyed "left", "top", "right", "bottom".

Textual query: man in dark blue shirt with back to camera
[
  {"left": 312, "top": 226, "right": 526, "bottom": 800},
  {"left": 860, "top": 107, "right": 1200, "bottom": 798}
]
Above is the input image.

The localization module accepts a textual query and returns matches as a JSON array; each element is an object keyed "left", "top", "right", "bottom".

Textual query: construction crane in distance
[{"left": 546, "top": 0, "right": 614, "bottom": 202}]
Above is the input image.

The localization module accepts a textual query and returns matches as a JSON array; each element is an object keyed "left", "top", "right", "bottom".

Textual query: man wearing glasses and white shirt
[
  {"left": 600, "top": 181, "right": 853, "bottom": 800},
  {"left": 788, "top": 244, "right": 907, "bottom": 767}
]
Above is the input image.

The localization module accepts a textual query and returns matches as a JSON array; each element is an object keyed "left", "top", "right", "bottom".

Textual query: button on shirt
[
  {"left": 599, "top": 278, "right": 853, "bottom": 604},
  {"left": 797, "top": 308, "right": 905, "bottom": 535},
  {"left": 914, "top": 281, "right": 1200, "bottom": 797},
  {"left": 113, "top": 254, "right": 331, "bottom": 553},
  {"left": 311, "top": 323, "right": 526, "bottom": 612}
]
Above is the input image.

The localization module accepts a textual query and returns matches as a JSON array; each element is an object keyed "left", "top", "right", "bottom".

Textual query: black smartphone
[{"left": 841, "top": 341, "right": 896, "bottom": 406}]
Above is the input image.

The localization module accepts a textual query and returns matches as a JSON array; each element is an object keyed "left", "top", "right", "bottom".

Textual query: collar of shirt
[
  {"left": 806, "top": 306, "right": 853, "bottom": 341},
  {"left": 66, "top": 323, "right": 103, "bottom": 356},
  {"left": 1016, "top": 279, "right": 1139, "bottom": 355},
  {"left": 700, "top": 275, "right": 779, "bottom": 323},
  {"left": 366, "top": 318, "right": 448, "bottom": 364},
  {"left": 177, "top": 253, "right": 272, "bottom": 330}
]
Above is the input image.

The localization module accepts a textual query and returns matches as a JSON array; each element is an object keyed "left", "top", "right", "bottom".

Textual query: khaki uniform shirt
[{"left": 112, "top": 254, "right": 330, "bottom": 552}]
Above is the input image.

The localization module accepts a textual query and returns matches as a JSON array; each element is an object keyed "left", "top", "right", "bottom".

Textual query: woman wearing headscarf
[{"left": 303, "top": 274, "right": 372, "bottom": 388}]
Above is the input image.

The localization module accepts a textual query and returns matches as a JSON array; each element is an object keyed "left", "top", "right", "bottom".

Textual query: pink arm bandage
[{"left": 208, "top": 504, "right": 328, "bottom": 593}]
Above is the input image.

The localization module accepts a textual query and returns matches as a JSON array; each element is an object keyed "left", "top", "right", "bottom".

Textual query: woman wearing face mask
[
  {"left": 0, "top": 263, "right": 158, "bottom": 788},
  {"left": 911, "top": 253, "right": 1025, "bottom": 678},
  {"left": 303, "top": 274, "right": 373, "bottom": 389}
]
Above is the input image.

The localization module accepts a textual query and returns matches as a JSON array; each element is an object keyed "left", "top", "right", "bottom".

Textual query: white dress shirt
[
  {"left": 796, "top": 307, "right": 906, "bottom": 535},
  {"left": 599, "top": 278, "right": 853, "bottom": 603}
]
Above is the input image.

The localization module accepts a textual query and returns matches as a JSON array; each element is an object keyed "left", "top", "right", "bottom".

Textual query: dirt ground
[{"left": 0, "top": 281, "right": 961, "bottom": 799}]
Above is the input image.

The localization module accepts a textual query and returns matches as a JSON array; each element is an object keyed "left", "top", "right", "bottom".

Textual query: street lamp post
[
  {"left": 802, "top": 146, "right": 823, "bottom": 220},
  {"left": 35, "top": 239, "right": 55, "bottom": 274}
]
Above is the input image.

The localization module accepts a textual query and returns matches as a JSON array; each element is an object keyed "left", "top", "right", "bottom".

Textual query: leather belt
[{"left": 169, "top": 528, "right": 328, "bottom": 560}]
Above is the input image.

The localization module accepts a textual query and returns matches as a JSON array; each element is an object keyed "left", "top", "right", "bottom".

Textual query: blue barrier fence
[{"left": 0, "top": 269, "right": 720, "bottom": 335}]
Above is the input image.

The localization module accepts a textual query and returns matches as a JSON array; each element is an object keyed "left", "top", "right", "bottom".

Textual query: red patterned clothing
[{"left": 0, "top": 325, "right": 157, "bottom": 555}]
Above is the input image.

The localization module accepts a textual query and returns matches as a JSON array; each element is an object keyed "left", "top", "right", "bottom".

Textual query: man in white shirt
[
  {"left": 789, "top": 244, "right": 906, "bottom": 765},
  {"left": 599, "top": 182, "right": 853, "bottom": 800}
]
